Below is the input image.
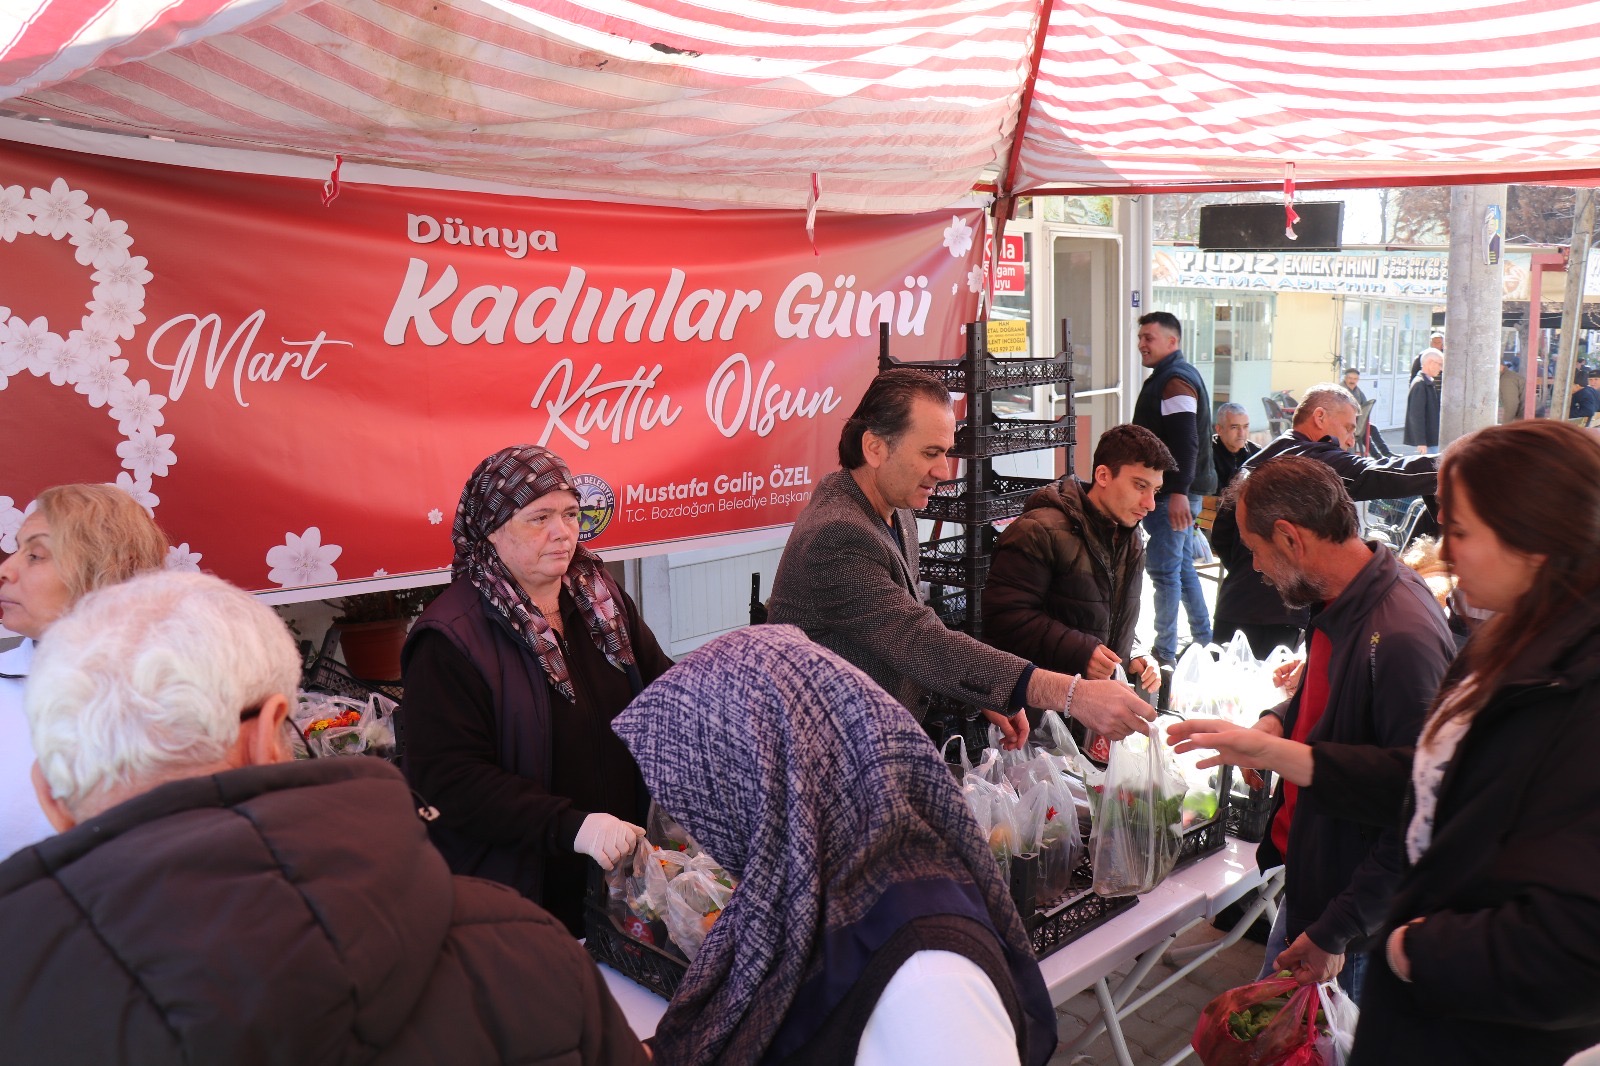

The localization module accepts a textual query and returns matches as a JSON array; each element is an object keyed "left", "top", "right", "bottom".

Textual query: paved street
[{"left": 1050, "top": 920, "right": 1266, "bottom": 1064}]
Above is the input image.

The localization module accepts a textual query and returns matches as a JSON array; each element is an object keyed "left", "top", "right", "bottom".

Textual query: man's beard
[{"left": 1265, "top": 570, "right": 1321, "bottom": 611}]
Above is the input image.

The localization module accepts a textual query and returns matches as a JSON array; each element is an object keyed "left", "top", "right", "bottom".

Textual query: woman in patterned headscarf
[
  {"left": 400, "top": 445, "right": 674, "bottom": 935},
  {"left": 611, "top": 625, "right": 1058, "bottom": 1066}
]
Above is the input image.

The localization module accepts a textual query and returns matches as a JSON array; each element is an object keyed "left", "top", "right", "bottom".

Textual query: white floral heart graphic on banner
[{"left": 0, "top": 178, "right": 173, "bottom": 514}]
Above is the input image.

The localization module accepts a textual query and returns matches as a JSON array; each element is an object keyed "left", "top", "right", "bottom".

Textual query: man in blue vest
[{"left": 1132, "top": 312, "right": 1217, "bottom": 676}]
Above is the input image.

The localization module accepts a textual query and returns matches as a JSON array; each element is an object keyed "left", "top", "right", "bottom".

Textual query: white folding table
[{"left": 599, "top": 962, "right": 668, "bottom": 1039}]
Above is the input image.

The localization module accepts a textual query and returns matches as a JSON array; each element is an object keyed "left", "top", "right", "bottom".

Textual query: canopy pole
[
  {"left": 996, "top": 0, "right": 1057, "bottom": 202},
  {"left": 987, "top": 195, "right": 1017, "bottom": 323}
]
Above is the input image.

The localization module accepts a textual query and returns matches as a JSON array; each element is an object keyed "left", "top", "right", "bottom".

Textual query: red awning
[{"left": 4, "top": 1, "right": 1600, "bottom": 212}]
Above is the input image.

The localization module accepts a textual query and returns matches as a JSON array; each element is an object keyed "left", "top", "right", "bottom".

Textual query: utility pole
[
  {"left": 1440, "top": 185, "right": 1507, "bottom": 445},
  {"left": 1554, "top": 188, "right": 1597, "bottom": 417}
]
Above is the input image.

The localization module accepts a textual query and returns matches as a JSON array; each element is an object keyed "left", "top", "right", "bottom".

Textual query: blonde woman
[{"left": 0, "top": 485, "right": 167, "bottom": 857}]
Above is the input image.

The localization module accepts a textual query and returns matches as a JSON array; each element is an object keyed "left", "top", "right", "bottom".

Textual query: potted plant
[{"left": 332, "top": 585, "right": 442, "bottom": 681}]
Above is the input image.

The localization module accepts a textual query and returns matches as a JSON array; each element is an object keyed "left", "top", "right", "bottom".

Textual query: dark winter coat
[
  {"left": 1211, "top": 430, "right": 1438, "bottom": 629},
  {"left": 1212, "top": 437, "right": 1259, "bottom": 491},
  {"left": 1571, "top": 385, "right": 1600, "bottom": 420},
  {"left": 1254, "top": 544, "right": 1454, "bottom": 957},
  {"left": 1403, "top": 372, "right": 1441, "bottom": 447},
  {"left": 1313, "top": 598, "right": 1600, "bottom": 1066},
  {"left": 981, "top": 478, "right": 1143, "bottom": 675},
  {"left": 0, "top": 757, "right": 648, "bottom": 1066}
]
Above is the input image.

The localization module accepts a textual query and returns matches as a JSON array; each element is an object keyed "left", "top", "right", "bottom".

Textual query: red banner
[{"left": 0, "top": 139, "right": 986, "bottom": 592}]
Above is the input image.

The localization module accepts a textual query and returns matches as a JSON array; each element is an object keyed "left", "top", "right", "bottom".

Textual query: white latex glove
[{"left": 574, "top": 812, "right": 645, "bottom": 871}]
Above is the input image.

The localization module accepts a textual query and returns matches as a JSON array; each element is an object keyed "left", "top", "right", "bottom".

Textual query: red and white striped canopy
[{"left": 4, "top": 0, "right": 1600, "bottom": 212}]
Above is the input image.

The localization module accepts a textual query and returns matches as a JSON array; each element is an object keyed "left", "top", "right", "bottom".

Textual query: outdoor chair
[
  {"left": 1353, "top": 398, "right": 1377, "bottom": 454},
  {"left": 1261, "top": 396, "right": 1289, "bottom": 438},
  {"left": 1194, "top": 495, "right": 1224, "bottom": 586}
]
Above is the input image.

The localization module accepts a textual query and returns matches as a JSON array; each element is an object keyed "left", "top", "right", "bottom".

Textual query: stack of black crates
[
  {"left": 878, "top": 318, "right": 1076, "bottom": 637},
  {"left": 881, "top": 319, "right": 1143, "bottom": 958}
]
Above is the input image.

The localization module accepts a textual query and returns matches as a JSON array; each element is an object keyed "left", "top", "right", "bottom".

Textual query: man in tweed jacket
[{"left": 769, "top": 369, "right": 1154, "bottom": 745}]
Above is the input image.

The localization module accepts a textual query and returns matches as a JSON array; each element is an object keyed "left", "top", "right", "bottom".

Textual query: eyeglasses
[{"left": 240, "top": 704, "right": 317, "bottom": 759}]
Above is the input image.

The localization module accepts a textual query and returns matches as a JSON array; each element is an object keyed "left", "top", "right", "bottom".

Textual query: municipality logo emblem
[{"left": 572, "top": 473, "right": 615, "bottom": 542}]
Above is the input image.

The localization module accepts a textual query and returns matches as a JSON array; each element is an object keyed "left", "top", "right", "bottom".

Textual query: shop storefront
[{"left": 1149, "top": 245, "right": 1498, "bottom": 431}]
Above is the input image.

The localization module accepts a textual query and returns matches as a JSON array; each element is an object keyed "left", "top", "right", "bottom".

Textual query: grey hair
[
  {"left": 1291, "top": 383, "right": 1359, "bottom": 427},
  {"left": 27, "top": 571, "right": 301, "bottom": 817},
  {"left": 1226, "top": 456, "right": 1358, "bottom": 544},
  {"left": 1215, "top": 402, "right": 1249, "bottom": 421}
]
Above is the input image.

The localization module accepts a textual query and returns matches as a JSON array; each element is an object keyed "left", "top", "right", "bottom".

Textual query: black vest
[
  {"left": 771, "top": 914, "right": 1027, "bottom": 1065},
  {"left": 1133, "top": 350, "right": 1217, "bottom": 497},
  {"left": 401, "top": 580, "right": 555, "bottom": 900}
]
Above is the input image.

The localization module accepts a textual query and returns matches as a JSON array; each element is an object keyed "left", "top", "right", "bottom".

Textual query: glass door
[{"left": 1052, "top": 234, "right": 1123, "bottom": 481}]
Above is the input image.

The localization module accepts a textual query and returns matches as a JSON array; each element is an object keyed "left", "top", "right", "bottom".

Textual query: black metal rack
[{"left": 879, "top": 318, "right": 1076, "bottom": 641}]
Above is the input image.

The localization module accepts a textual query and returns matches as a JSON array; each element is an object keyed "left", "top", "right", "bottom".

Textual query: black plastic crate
[
  {"left": 303, "top": 655, "right": 403, "bottom": 705},
  {"left": 917, "top": 474, "right": 1055, "bottom": 525},
  {"left": 919, "top": 534, "right": 996, "bottom": 590},
  {"left": 1225, "top": 772, "right": 1276, "bottom": 843},
  {"left": 1023, "top": 851, "right": 1139, "bottom": 960},
  {"left": 583, "top": 899, "right": 688, "bottom": 998},
  {"left": 952, "top": 415, "right": 1075, "bottom": 459},
  {"left": 1175, "top": 764, "right": 1232, "bottom": 869},
  {"left": 1177, "top": 816, "right": 1227, "bottom": 868},
  {"left": 880, "top": 352, "right": 1075, "bottom": 394},
  {"left": 927, "top": 696, "right": 988, "bottom": 764},
  {"left": 926, "top": 584, "right": 969, "bottom": 631}
]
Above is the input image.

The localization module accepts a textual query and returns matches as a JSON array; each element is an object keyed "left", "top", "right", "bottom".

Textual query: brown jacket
[
  {"left": 769, "top": 469, "right": 1028, "bottom": 716},
  {"left": 981, "top": 478, "right": 1143, "bottom": 676}
]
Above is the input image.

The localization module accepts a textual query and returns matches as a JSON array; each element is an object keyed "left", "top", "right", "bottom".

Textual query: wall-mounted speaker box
[{"left": 1197, "top": 201, "right": 1344, "bottom": 251}]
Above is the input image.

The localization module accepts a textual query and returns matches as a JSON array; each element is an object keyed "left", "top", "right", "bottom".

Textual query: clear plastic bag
[
  {"left": 1089, "top": 729, "right": 1189, "bottom": 897},
  {"left": 1169, "top": 643, "right": 1219, "bottom": 719},
  {"left": 606, "top": 835, "right": 738, "bottom": 959},
  {"left": 292, "top": 692, "right": 358, "bottom": 757},
  {"left": 1314, "top": 980, "right": 1358, "bottom": 1065},
  {"left": 964, "top": 775, "right": 1022, "bottom": 884},
  {"left": 647, "top": 800, "right": 697, "bottom": 855},
  {"left": 605, "top": 836, "right": 657, "bottom": 921},
  {"left": 292, "top": 690, "right": 398, "bottom": 759},
  {"left": 661, "top": 861, "right": 735, "bottom": 962},
  {"left": 1029, "top": 778, "right": 1085, "bottom": 904}
]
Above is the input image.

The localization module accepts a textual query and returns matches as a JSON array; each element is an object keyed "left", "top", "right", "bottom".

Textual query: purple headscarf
[
  {"left": 453, "top": 444, "right": 635, "bottom": 701},
  {"left": 611, "top": 625, "right": 1055, "bottom": 1065}
]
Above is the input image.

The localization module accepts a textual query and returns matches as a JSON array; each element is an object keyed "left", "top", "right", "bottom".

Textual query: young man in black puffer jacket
[{"left": 982, "top": 424, "right": 1171, "bottom": 756}]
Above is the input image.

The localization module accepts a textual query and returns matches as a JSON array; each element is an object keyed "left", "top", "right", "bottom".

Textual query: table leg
[
  {"left": 1109, "top": 928, "right": 1191, "bottom": 1011},
  {"left": 1064, "top": 869, "right": 1289, "bottom": 1064},
  {"left": 1095, "top": 977, "right": 1137, "bottom": 1066},
  {"left": 1166, "top": 867, "right": 1285, "bottom": 969},
  {"left": 1057, "top": 932, "right": 1183, "bottom": 1063}
]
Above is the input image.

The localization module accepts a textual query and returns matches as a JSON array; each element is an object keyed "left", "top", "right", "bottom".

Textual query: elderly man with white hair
[
  {"left": 0, "top": 570, "right": 647, "bottom": 1066},
  {"left": 1403, "top": 349, "right": 1444, "bottom": 455}
]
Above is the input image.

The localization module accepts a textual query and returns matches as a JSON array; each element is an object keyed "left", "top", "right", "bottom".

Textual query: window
[
  {"left": 990, "top": 232, "right": 1035, "bottom": 416},
  {"left": 1152, "top": 291, "right": 1274, "bottom": 409}
]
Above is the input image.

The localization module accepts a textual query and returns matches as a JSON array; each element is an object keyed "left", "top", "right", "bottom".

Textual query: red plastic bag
[{"left": 1193, "top": 976, "right": 1325, "bottom": 1066}]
